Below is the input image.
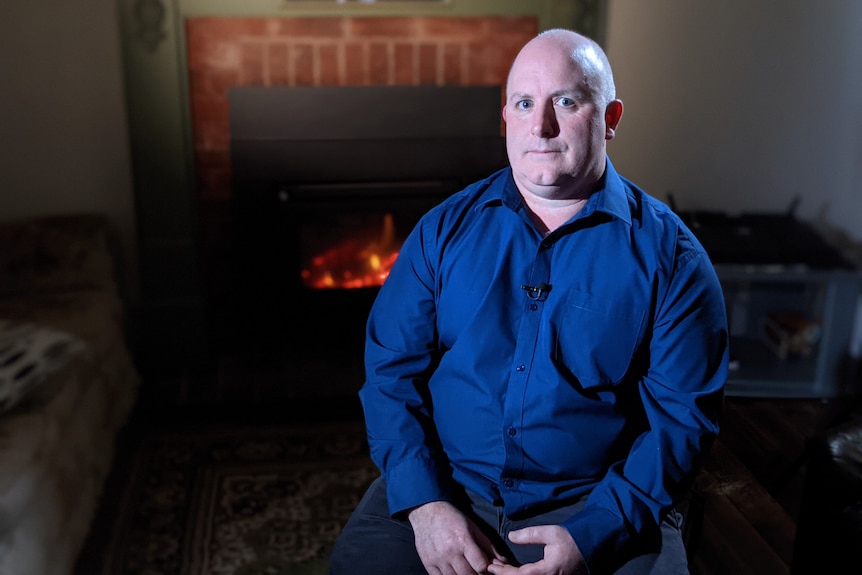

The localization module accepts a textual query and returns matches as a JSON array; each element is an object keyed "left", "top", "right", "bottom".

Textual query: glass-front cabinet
[{"left": 719, "top": 266, "right": 861, "bottom": 398}]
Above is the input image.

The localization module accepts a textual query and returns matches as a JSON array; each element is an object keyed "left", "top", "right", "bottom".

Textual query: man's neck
[{"left": 521, "top": 194, "right": 589, "bottom": 236}]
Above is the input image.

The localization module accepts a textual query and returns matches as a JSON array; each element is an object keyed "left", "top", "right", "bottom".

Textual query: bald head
[
  {"left": 508, "top": 29, "right": 616, "bottom": 113},
  {"left": 501, "top": 28, "right": 624, "bottom": 201}
]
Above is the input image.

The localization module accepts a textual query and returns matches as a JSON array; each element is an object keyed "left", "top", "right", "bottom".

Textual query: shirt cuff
[
  {"left": 383, "top": 456, "right": 454, "bottom": 517},
  {"left": 563, "top": 505, "right": 631, "bottom": 574}
]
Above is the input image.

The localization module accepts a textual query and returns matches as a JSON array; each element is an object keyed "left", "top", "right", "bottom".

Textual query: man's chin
[
  {"left": 512, "top": 165, "right": 554, "bottom": 182},
  {"left": 513, "top": 169, "right": 589, "bottom": 198},
  {"left": 521, "top": 172, "right": 568, "bottom": 189}
]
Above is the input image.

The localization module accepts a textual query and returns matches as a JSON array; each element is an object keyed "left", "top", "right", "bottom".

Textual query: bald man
[{"left": 329, "top": 29, "right": 728, "bottom": 575}]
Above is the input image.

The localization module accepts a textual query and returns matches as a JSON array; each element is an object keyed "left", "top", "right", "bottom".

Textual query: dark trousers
[{"left": 329, "top": 477, "right": 689, "bottom": 575}]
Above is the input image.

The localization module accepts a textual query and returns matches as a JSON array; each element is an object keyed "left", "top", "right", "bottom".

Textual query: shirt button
[
  {"left": 503, "top": 479, "right": 514, "bottom": 488},
  {"left": 508, "top": 427, "right": 517, "bottom": 436},
  {"left": 516, "top": 364, "right": 525, "bottom": 372},
  {"left": 529, "top": 303, "right": 538, "bottom": 311}
]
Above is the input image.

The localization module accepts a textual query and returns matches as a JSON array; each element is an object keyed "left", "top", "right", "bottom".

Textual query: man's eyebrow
[
  {"left": 508, "top": 91, "right": 532, "bottom": 102},
  {"left": 550, "top": 87, "right": 590, "bottom": 101},
  {"left": 508, "top": 87, "right": 590, "bottom": 103}
]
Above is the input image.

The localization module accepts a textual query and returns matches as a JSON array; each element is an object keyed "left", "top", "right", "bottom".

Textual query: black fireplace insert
[{"left": 228, "top": 85, "right": 508, "bottom": 350}]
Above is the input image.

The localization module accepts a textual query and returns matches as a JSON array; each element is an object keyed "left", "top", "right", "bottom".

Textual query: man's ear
[
  {"left": 501, "top": 104, "right": 508, "bottom": 123},
  {"left": 605, "top": 99, "right": 623, "bottom": 140}
]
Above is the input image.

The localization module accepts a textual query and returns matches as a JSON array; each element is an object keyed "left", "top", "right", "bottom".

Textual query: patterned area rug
[{"left": 101, "top": 419, "right": 379, "bottom": 575}]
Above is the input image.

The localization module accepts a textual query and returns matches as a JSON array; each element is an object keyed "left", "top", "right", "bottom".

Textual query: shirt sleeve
[
  {"left": 563, "top": 232, "right": 729, "bottom": 573},
  {"left": 359, "top": 216, "right": 455, "bottom": 517}
]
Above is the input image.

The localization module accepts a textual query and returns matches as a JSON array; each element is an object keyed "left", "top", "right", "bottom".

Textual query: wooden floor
[{"left": 690, "top": 395, "right": 860, "bottom": 575}]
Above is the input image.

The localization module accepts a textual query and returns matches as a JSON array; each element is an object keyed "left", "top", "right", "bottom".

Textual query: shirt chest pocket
[{"left": 553, "top": 290, "right": 647, "bottom": 388}]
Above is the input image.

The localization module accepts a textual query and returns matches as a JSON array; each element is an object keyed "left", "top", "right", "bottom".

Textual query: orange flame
[{"left": 301, "top": 213, "right": 400, "bottom": 289}]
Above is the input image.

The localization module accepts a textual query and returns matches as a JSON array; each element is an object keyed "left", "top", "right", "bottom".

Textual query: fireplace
[
  {"left": 284, "top": 179, "right": 459, "bottom": 290},
  {"left": 226, "top": 85, "right": 507, "bottom": 352},
  {"left": 115, "top": 10, "right": 599, "bottom": 372}
]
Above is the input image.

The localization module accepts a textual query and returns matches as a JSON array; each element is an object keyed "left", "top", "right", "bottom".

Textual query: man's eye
[
  {"left": 516, "top": 100, "right": 533, "bottom": 111},
  {"left": 556, "top": 97, "right": 576, "bottom": 108}
]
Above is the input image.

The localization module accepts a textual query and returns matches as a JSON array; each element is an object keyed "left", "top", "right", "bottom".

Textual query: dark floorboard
[{"left": 691, "top": 395, "right": 861, "bottom": 575}]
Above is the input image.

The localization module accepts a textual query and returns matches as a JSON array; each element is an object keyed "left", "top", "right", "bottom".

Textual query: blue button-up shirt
[{"left": 361, "top": 160, "right": 729, "bottom": 572}]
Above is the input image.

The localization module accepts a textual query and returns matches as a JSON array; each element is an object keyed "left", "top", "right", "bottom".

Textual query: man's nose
[{"left": 530, "top": 101, "right": 558, "bottom": 137}]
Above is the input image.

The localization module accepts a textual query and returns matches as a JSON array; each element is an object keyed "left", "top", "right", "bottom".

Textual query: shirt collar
[
  {"left": 580, "top": 158, "right": 632, "bottom": 226},
  {"left": 479, "top": 158, "right": 632, "bottom": 227}
]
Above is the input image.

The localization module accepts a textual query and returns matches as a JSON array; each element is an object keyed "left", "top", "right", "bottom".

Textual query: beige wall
[
  {"left": 606, "top": 0, "right": 862, "bottom": 241},
  {"left": 0, "top": 0, "right": 138, "bottom": 299}
]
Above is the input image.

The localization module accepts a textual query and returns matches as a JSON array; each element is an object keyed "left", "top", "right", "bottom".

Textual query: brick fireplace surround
[
  {"left": 184, "top": 16, "right": 538, "bottom": 342},
  {"left": 116, "top": 0, "right": 603, "bottom": 377},
  {"left": 186, "top": 16, "right": 538, "bottom": 205}
]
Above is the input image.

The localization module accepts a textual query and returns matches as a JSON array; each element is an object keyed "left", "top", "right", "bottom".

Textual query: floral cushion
[{"left": 0, "top": 320, "right": 87, "bottom": 414}]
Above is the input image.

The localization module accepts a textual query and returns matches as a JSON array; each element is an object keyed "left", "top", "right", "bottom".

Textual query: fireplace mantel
[{"left": 116, "top": 0, "right": 606, "bottom": 370}]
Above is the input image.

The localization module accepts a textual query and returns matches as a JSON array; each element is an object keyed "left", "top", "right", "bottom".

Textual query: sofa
[{"left": 0, "top": 214, "right": 140, "bottom": 575}]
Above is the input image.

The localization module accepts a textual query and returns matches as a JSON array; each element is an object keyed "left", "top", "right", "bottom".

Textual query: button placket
[{"left": 499, "top": 236, "right": 552, "bottom": 500}]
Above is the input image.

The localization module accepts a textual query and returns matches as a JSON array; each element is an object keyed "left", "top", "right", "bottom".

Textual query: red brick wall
[{"left": 185, "top": 16, "right": 539, "bottom": 203}]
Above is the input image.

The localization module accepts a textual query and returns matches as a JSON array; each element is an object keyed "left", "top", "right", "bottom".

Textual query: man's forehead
[
  {"left": 507, "top": 68, "right": 590, "bottom": 100},
  {"left": 511, "top": 49, "right": 584, "bottom": 79}
]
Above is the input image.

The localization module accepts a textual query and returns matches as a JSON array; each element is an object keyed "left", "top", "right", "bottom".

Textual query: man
[{"left": 329, "top": 28, "right": 728, "bottom": 575}]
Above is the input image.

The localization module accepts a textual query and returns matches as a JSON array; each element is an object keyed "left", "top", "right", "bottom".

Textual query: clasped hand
[{"left": 408, "top": 501, "right": 586, "bottom": 575}]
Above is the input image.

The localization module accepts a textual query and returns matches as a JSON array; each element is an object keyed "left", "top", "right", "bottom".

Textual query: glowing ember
[{"left": 301, "top": 213, "right": 401, "bottom": 289}]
